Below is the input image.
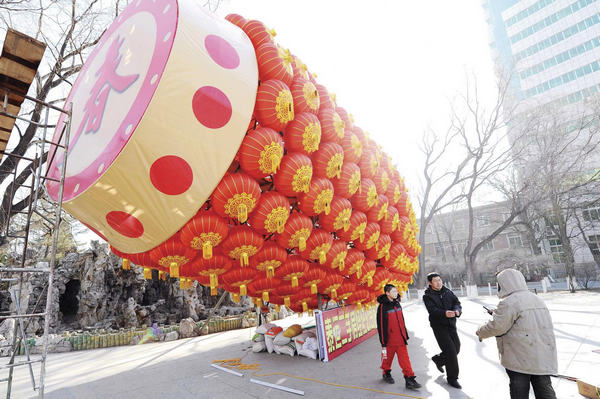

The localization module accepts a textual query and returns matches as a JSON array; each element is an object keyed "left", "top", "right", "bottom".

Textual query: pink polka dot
[
  {"left": 192, "top": 86, "right": 232, "bottom": 129},
  {"left": 106, "top": 211, "right": 144, "bottom": 238},
  {"left": 205, "top": 35, "right": 240, "bottom": 69},
  {"left": 150, "top": 155, "right": 193, "bottom": 195}
]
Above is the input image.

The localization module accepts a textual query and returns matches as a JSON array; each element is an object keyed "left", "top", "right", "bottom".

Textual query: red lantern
[
  {"left": 249, "top": 191, "right": 290, "bottom": 234},
  {"left": 238, "top": 127, "right": 284, "bottom": 179},
  {"left": 315, "top": 83, "right": 334, "bottom": 110},
  {"left": 255, "top": 79, "right": 294, "bottom": 132},
  {"left": 276, "top": 213, "right": 313, "bottom": 251},
  {"left": 347, "top": 288, "right": 372, "bottom": 307},
  {"left": 382, "top": 242, "right": 408, "bottom": 273},
  {"left": 391, "top": 216, "right": 413, "bottom": 245},
  {"left": 283, "top": 112, "right": 321, "bottom": 155},
  {"left": 128, "top": 251, "right": 159, "bottom": 279},
  {"left": 341, "top": 130, "right": 363, "bottom": 164},
  {"left": 323, "top": 240, "right": 348, "bottom": 271},
  {"left": 149, "top": 237, "right": 198, "bottom": 279},
  {"left": 318, "top": 108, "right": 344, "bottom": 143},
  {"left": 318, "top": 272, "right": 344, "bottom": 300},
  {"left": 395, "top": 190, "right": 409, "bottom": 217},
  {"left": 300, "top": 228, "right": 333, "bottom": 264},
  {"left": 212, "top": 173, "right": 261, "bottom": 223},
  {"left": 290, "top": 288, "right": 318, "bottom": 312},
  {"left": 371, "top": 268, "right": 393, "bottom": 294},
  {"left": 354, "top": 222, "right": 381, "bottom": 251},
  {"left": 373, "top": 168, "right": 391, "bottom": 195},
  {"left": 320, "top": 196, "right": 352, "bottom": 232},
  {"left": 179, "top": 211, "right": 229, "bottom": 260},
  {"left": 380, "top": 206, "right": 399, "bottom": 235},
  {"left": 275, "top": 284, "right": 297, "bottom": 308},
  {"left": 337, "top": 211, "right": 367, "bottom": 243},
  {"left": 251, "top": 242, "right": 288, "bottom": 278},
  {"left": 335, "top": 106, "right": 353, "bottom": 132},
  {"left": 225, "top": 14, "right": 247, "bottom": 29},
  {"left": 291, "top": 55, "right": 310, "bottom": 81},
  {"left": 386, "top": 181, "right": 402, "bottom": 207},
  {"left": 337, "top": 281, "right": 359, "bottom": 302},
  {"left": 291, "top": 77, "right": 320, "bottom": 115},
  {"left": 350, "top": 259, "right": 376, "bottom": 287},
  {"left": 351, "top": 178, "right": 378, "bottom": 212},
  {"left": 366, "top": 194, "right": 389, "bottom": 223},
  {"left": 344, "top": 248, "right": 365, "bottom": 278},
  {"left": 188, "top": 255, "right": 233, "bottom": 296},
  {"left": 366, "top": 233, "right": 391, "bottom": 261},
  {"left": 353, "top": 126, "right": 368, "bottom": 150},
  {"left": 298, "top": 178, "right": 334, "bottom": 216},
  {"left": 221, "top": 226, "right": 264, "bottom": 267},
  {"left": 311, "top": 142, "right": 344, "bottom": 179},
  {"left": 359, "top": 148, "right": 379, "bottom": 180},
  {"left": 248, "top": 277, "right": 282, "bottom": 304},
  {"left": 221, "top": 268, "right": 258, "bottom": 297},
  {"left": 256, "top": 42, "right": 294, "bottom": 86},
  {"left": 274, "top": 255, "right": 309, "bottom": 289},
  {"left": 241, "top": 19, "right": 275, "bottom": 49},
  {"left": 331, "top": 162, "right": 361, "bottom": 199},
  {"left": 273, "top": 153, "right": 313, "bottom": 197},
  {"left": 300, "top": 266, "right": 327, "bottom": 294}
]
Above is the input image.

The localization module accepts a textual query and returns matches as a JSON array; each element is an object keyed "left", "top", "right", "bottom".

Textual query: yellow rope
[{"left": 212, "top": 358, "right": 426, "bottom": 399}]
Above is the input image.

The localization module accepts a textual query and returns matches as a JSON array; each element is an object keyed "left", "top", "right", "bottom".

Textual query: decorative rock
[
  {"left": 164, "top": 331, "right": 179, "bottom": 342},
  {"left": 179, "top": 318, "right": 200, "bottom": 338}
]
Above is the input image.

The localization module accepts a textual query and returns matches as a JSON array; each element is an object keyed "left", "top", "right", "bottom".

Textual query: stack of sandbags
[
  {"left": 252, "top": 322, "right": 277, "bottom": 352},
  {"left": 293, "top": 328, "right": 319, "bottom": 359},
  {"left": 273, "top": 324, "right": 303, "bottom": 357}
]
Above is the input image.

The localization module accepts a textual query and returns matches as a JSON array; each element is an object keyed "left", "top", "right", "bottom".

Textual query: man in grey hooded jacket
[{"left": 476, "top": 269, "right": 557, "bottom": 399}]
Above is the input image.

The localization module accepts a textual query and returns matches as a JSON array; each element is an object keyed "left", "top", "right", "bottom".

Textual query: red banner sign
[{"left": 315, "top": 304, "right": 377, "bottom": 362}]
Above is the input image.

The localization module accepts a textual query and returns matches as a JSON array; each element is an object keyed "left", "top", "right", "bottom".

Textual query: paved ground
[{"left": 2, "top": 290, "right": 599, "bottom": 398}]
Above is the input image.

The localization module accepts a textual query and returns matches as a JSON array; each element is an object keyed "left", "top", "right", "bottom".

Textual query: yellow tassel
[
  {"left": 122, "top": 259, "right": 130, "bottom": 270},
  {"left": 284, "top": 297, "right": 290, "bottom": 308},
  {"left": 308, "top": 310, "right": 313, "bottom": 316},
  {"left": 232, "top": 293, "right": 240, "bottom": 303},
  {"left": 170, "top": 262, "right": 179, "bottom": 278},
  {"left": 357, "top": 302, "right": 362, "bottom": 310},
  {"left": 297, "top": 312, "right": 302, "bottom": 318},
  {"left": 358, "top": 182, "right": 362, "bottom": 194},
  {"left": 299, "top": 236, "right": 307, "bottom": 251},
  {"left": 359, "top": 232, "right": 365, "bottom": 243},
  {"left": 324, "top": 202, "right": 331, "bottom": 215},
  {"left": 331, "top": 289, "right": 337, "bottom": 299},
  {"left": 338, "top": 259, "right": 345, "bottom": 271},
  {"left": 336, "top": 165, "right": 342, "bottom": 179},
  {"left": 368, "top": 276, "right": 373, "bottom": 287},
  {"left": 310, "top": 283, "right": 317, "bottom": 295},
  {"left": 210, "top": 273, "right": 218, "bottom": 289},
  {"left": 277, "top": 220, "right": 285, "bottom": 234},
  {"left": 238, "top": 203, "right": 248, "bottom": 223},
  {"left": 159, "top": 271, "right": 165, "bottom": 280},
  {"left": 188, "top": 279, "right": 194, "bottom": 289},
  {"left": 291, "top": 276, "right": 298, "bottom": 287},
  {"left": 262, "top": 291, "right": 269, "bottom": 303},
  {"left": 385, "top": 251, "right": 390, "bottom": 261},
  {"left": 302, "top": 302, "right": 308, "bottom": 312},
  {"left": 256, "top": 298, "right": 263, "bottom": 308},
  {"left": 143, "top": 267, "right": 152, "bottom": 280},
  {"left": 275, "top": 305, "right": 280, "bottom": 312},
  {"left": 267, "top": 266, "right": 274, "bottom": 278},
  {"left": 240, "top": 284, "right": 247, "bottom": 297},
  {"left": 343, "top": 219, "right": 350, "bottom": 232},
  {"left": 319, "top": 250, "right": 326, "bottom": 264},
  {"left": 202, "top": 241, "right": 213, "bottom": 260},
  {"left": 210, "top": 286, "right": 217, "bottom": 296},
  {"left": 271, "top": 155, "right": 281, "bottom": 173},
  {"left": 179, "top": 279, "right": 186, "bottom": 289},
  {"left": 240, "top": 252, "right": 249, "bottom": 267}
]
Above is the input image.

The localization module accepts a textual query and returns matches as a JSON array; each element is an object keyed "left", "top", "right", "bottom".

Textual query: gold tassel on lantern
[
  {"left": 324, "top": 202, "right": 331, "bottom": 215},
  {"left": 308, "top": 309, "right": 313, "bottom": 316},
  {"left": 240, "top": 284, "right": 247, "bottom": 297},
  {"left": 232, "top": 293, "right": 240, "bottom": 303},
  {"left": 238, "top": 203, "right": 248, "bottom": 223},
  {"left": 143, "top": 267, "right": 152, "bottom": 280},
  {"left": 302, "top": 301, "right": 308, "bottom": 312},
  {"left": 262, "top": 291, "right": 269, "bottom": 303},
  {"left": 122, "top": 259, "right": 130, "bottom": 270},
  {"left": 291, "top": 276, "right": 298, "bottom": 288},
  {"left": 310, "top": 283, "right": 317, "bottom": 295},
  {"left": 331, "top": 289, "right": 337, "bottom": 300},
  {"left": 267, "top": 266, "right": 275, "bottom": 278},
  {"left": 339, "top": 259, "right": 345, "bottom": 271},
  {"left": 256, "top": 298, "right": 263, "bottom": 308},
  {"left": 275, "top": 305, "right": 280, "bottom": 312},
  {"left": 277, "top": 220, "right": 285, "bottom": 234},
  {"left": 240, "top": 252, "right": 249, "bottom": 267},
  {"left": 299, "top": 236, "right": 307, "bottom": 252},
  {"left": 284, "top": 297, "right": 291, "bottom": 308},
  {"left": 210, "top": 273, "right": 218, "bottom": 289},
  {"left": 179, "top": 279, "right": 186, "bottom": 289},
  {"left": 319, "top": 251, "right": 326, "bottom": 264},
  {"left": 210, "top": 286, "right": 217, "bottom": 296},
  {"left": 202, "top": 241, "right": 213, "bottom": 260},
  {"left": 170, "top": 262, "right": 179, "bottom": 278},
  {"left": 368, "top": 276, "right": 373, "bottom": 287},
  {"left": 159, "top": 271, "right": 166, "bottom": 280},
  {"left": 357, "top": 302, "right": 362, "bottom": 310}
]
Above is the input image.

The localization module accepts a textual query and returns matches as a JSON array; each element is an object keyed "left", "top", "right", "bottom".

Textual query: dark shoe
[
  {"left": 382, "top": 371, "right": 395, "bottom": 384},
  {"left": 432, "top": 355, "right": 444, "bottom": 373},
  {"left": 448, "top": 379, "right": 462, "bottom": 389},
  {"left": 405, "top": 376, "right": 422, "bottom": 390}
]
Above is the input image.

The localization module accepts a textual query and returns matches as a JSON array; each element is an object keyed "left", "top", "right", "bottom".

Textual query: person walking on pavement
[
  {"left": 423, "top": 272, "right": 462, "bottom": 389},
  {"left": 376, "top": 284, "right": 422, "bottom": 390},
  {"left": 476, "top": 269, "right": 557, "bottom": 399}
]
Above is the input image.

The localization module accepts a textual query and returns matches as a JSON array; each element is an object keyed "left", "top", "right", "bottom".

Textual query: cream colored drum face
[{"left": 46, "top": 0, "right": 258, "bottom": 253}]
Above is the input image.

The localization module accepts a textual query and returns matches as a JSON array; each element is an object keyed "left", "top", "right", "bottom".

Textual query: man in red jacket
[{"left": 376, "top": 284, "right": 421, "bottom": 390}]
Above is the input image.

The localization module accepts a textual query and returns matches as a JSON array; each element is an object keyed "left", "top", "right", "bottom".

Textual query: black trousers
[
  {"left": 432, "top": 325, "right": 460, "bottom": 381},
  {"left": 506, "top": 369, "right": 556, "bottom": 399}
]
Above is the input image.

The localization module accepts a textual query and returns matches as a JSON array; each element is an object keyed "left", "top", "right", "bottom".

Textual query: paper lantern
[
  {"left": 300, "top": 228, "right": 333, "bottom": 264},
  {"left": 251, "top": 242, "right": 288, "bottom": 278},
  {"left": 350, "top": 259, "right": 376, "bottom": 287},
  {"left": 283, "top": 112, "right": 321, "bottom": 155},
  {"left": 386, "top": 181, "right": 403, "bottom": 207},
  {"left": 380, "top": 205, "right": 399, "bottom": 235},
  {"left": 359, "top": 148, "right": 379, "bottom": 180},
  {"left": 354, "top": 222, "right": 381, "bottom": 251},
  {"left": 225, "top": 13, "right": 247, "bottom": 28},
  {"left": 276, "top": 213, "right": 313, "bottom": 251},
  {"left": 179, "top": 211, "right": 229, "bottom": 259},
  {"left": 366, "top": 233, "right": 391, "bottom": 261},
  {"left": 212, "top": 173, "right": 261, "bottom": 223},
  {"left": 300, "top": 266, "right": 327, "bottom": 295},
  {"left": 395, "top": 190, "right": 410, "bottom": 217},
  {"left": 273, "top": 153, "right": 313, "bottom": 197},
  {"left": 298, "top": 178, "right": 334, "bottom": 216},
  {"left": 371, "top": 268, "right": 393, "bottom": 294},
  {"left": 382, "top": 242, "right": 409, "bottom": 273},
  {"left": 189, "top": 254, "right": 233, "bottom": 295},
  {"left": 344, "top": 248, "right": 365, "bottom": 278},
  {"left": 320, "top": 196, "right": 352, "bottom": 232},
  {"left": 392, "top": 216, "right": 413, "bottom": 245},
  {"left": 221, "top": 267, "right": 258, "bottom": 297},
  {"left": 337, "top": 211, "right": 367, "bottom": 243},
  {"left": 312, "top": 142, "right": 344, "bottom": 179},
  {"left": 337, "top": 281, "right": 359, "bottom": 302},
  {"left": 366, "top": 194, "right": 389, "bottom": 223},
  {"left": 318, "top": 108, "right": 344, "bottom": 143},
  {"left": 351, "top": 178, "right": 378, "bottom": 212},
  {"left": 275, "top": 255, "right": 309, "bottom": 289},
  {"left": 353, "top": 126, "right": 368, "bottom": 150},
  {"left": 149, "top": 237, "right": 198, "bottom": 278},
  {"left": 275, "top": 284, "right": 297, "bottom": 308},
  {"left": 373, "top": 168, "right": 391, "bottom": 195},
  {"left": 291, "top": 55, "right": 310, "bottom": 81},
  {"left": 221, "top": 226, "right": 264, "bottom": 267},
  {"left": 315, "top": 83, "right": 334, "bottom": 110},
  {"left": 256, "top": 42, "right": 294, "bottom": 86},
  {"left": 347, "top": 288, "right": 371, "bottom": 307},
  {"left": 323, "top": 240, "right": 348, "bottom": 271},
  {"left": 331, "top": 162, "right": 361, "bottom": 199},
  {"left": 238, "top": 127, "right": 284, "bottom": 179},
  {"left": 335, "top": 107, "right": 352, "bottom": 132},
  {"left": 242, "top": 19, "right": 275, "bottom": 49},
  {"left": 255, "top": 79, "right": 294, "bottom": 132},
  {"left": 318, "top": 272, "right": 344, "bottom": 300},
  {"left": 248, "top": 277, "right": 281, "bottom": 304},
  {"left": 291, "top": 77, "right": 319, "bottom": 115},
  {"left": 341, "top": 129, "right": 363, "bottom": 164},
  {"left": 249, "top": 191, "right": 290, "bottom": 234}
]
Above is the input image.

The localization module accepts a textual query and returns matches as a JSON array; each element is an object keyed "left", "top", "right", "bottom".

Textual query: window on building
[
  {"left": 434, "top": 243, "right": 445, "bottom": 257},
  {"left": 478, "top": 215, "right": 491, "bottom": 226},
  {"left": 507, "top": 233, "right": 523, "bottom": 248},
  {"left": 588, "top": 235, "right": 600, "bottom": 255},
  {"left": 582, "top": 205, "right": 600, "bottom": 221},
  {"left": 481, "top": 239, "right": 494, "bottom": 251},
  {"left": 548, "top": 237, "right": 564, "bottom": 263}
]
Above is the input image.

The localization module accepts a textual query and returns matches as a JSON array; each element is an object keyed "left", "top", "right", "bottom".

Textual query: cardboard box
[{"left": 577, "top": 379, "right": 600, "bottom": 398}]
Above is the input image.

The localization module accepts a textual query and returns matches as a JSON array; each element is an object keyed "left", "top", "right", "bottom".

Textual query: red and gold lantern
[
  {"left": 300, "top": 228, "right": 333, "bottom": 264},
  {"left": 354, "top": 222, "right": 381, "bottom": 252},
  {"left": 274, "top": 255, "right": 309, "bottom": 289},
  {"left": 359, "top": 148, "right": 379, "bottom": 180},
  {"left": 241, "top": 19, "right": 275, "bottom": 49},
  {"left": 371, "top": 268, "right": 393, "bottom": 294},
  {"left": 311, "top": 142, "right": 344, "bottom": 179},
  {"left": 318, "top": 272, "right": 344, "bottom": 300},
  {"left": 149, "top": 237, "right": 198, "bottom": 279},
  {"left": 300, "top": 266, "right": 327, "bottom": 295},
  {"left": 380, "top": 205, "right": 399, "bottom": 235},
  {"left": 331, "top": 162, "right": 361, "bottom": 199},
  {"left": 291, "top": 288, "right": 318, "bottom": 312},
  {"left": 366, "top": 233, "right": 391, "bottom": 261},
  {"left": 335, "top": 106, "right": 352, "bottom": 132},
  {"left": 350, "top": 259, "right": 376, "bottom": 287},
  {"left": 251, "top": 242, "right": 288, "bottom": 278},
  {"left": 238, "top": 127, "right": 284, "bottom": 179},
  {"left": 373, "top": 168, "right": 391, "bottom": 195},
  {"left": 189, "top": 254, "right": 233, "bottom": 296},
  {"left": 341, "top": 130, "right": 363, "bottom": 164},
  {"left": 221, "top": 267, "right": 258, "bottom": 297},
  {"left": 366, "top": 194, "right": 389, "bottom": 223},
  {"left": 320, "top": 196, "right": 352, "bottom": 232},
  {"left": 276, "top": 213, "right": 313, "bottom": 251},
  {"left": 248, "top": 277, "right": 282, "bottom": 304},
  {"left": 351, "top": 178, "right": 378, "bottom": 212},
  {"left": 221, "top": 226, "right": 264, "bottom": 267},
  {"left": 212, "top": 173, "right": 261, "bottom": 223},
  {"left": 337, "top": 210, "right": 367, "bottom": 243},
  {"left": 283, "top": 112, "right": 321, "bottom": 155},
  {"left": 255, "top": 79, "right": 294, "bottom": 132},
  {"left": 315, "top": 83, "right": 334, "bottom": 110},
  {"left": 344, "top": 248, "right": 365, "bottom": 278},
  {"left": 298, "top": 178, "right": 334, "bottom": 216},
  {"left": 248, "top": 191, "right": 290, "bottom": 234},
  {"left": 324, "top": 240, "right": 348, "bottom": 271},
  {"left": 273, "top": 153, "right": 312, "bottom": 197},
  {"left": 179, "top": 211, "right": 228, "bottom": 260},
  {"left": 256, "top": 42, "right": 294, "bottom": 86},
  {"left": 291, "top": 77, "right": 319, "bottom": 115},
  {"left": 318, "top": 108, "right": 344, "bottom": 143}
]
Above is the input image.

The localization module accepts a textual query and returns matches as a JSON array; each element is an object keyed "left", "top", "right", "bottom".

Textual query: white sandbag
[
  {"left": 303, "top": 337, "right": 318, "bottom": 351},
  {"left": 298, "top": 347, "right": 318, "bottom": 360},
  {"left": 274, "top": 342, "right": 295, "bottom": 357},
  {"left": 265, "top": 335, "right": 275, "bottom": 354},
  {"left": 252, "top": 333, "right": 265, "bottom": 342},
  {"left": 255, "top": 322, "right": 276, "bottom": 335},
  {"left": 273, "top": 331, "right": 291, "bottom": 346},
  {"left": 252, "top": 341, "right": 267, "bottom": 353},
  {"left": 293, "top": 330, "right": 316, "bottom": 352}
]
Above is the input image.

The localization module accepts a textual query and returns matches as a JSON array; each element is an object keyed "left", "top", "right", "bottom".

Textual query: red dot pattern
[
  {"left": 192, "top": 86, "right": 232, "bottom": 129},
  {"left": 205, "top": 34, "right": 240, "bottom": 69},
  {"left": 150, "top": 155, "right": 193, "bottom": 195},
  {"left": 106, "top": 211, "right": 144, "bottom": 238}
]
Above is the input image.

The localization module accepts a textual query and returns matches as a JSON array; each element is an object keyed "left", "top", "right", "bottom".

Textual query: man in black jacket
[
  {"left": 422, "top": 272, "right": 462, "bottom": 389},
  {"left": 376, "top": 284, "right": 421, "bottom": 390}
]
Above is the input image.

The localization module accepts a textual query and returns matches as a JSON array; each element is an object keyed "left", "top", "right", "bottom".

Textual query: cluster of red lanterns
[{"left": 111, "top": 14, "right": 421, "bottom": 312}]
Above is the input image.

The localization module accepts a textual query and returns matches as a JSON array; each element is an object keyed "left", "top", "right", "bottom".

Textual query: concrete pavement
[{"left": 2, "top": 290, "right": 599, "bottom": 398}]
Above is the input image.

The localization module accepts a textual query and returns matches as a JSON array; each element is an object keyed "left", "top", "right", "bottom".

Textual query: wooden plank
[
  {"left": 0, "top": 57, "right": 36, "bottom": 84},
  {"left": 3, "top": 29, "right": 45, "bottom": 64}
]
